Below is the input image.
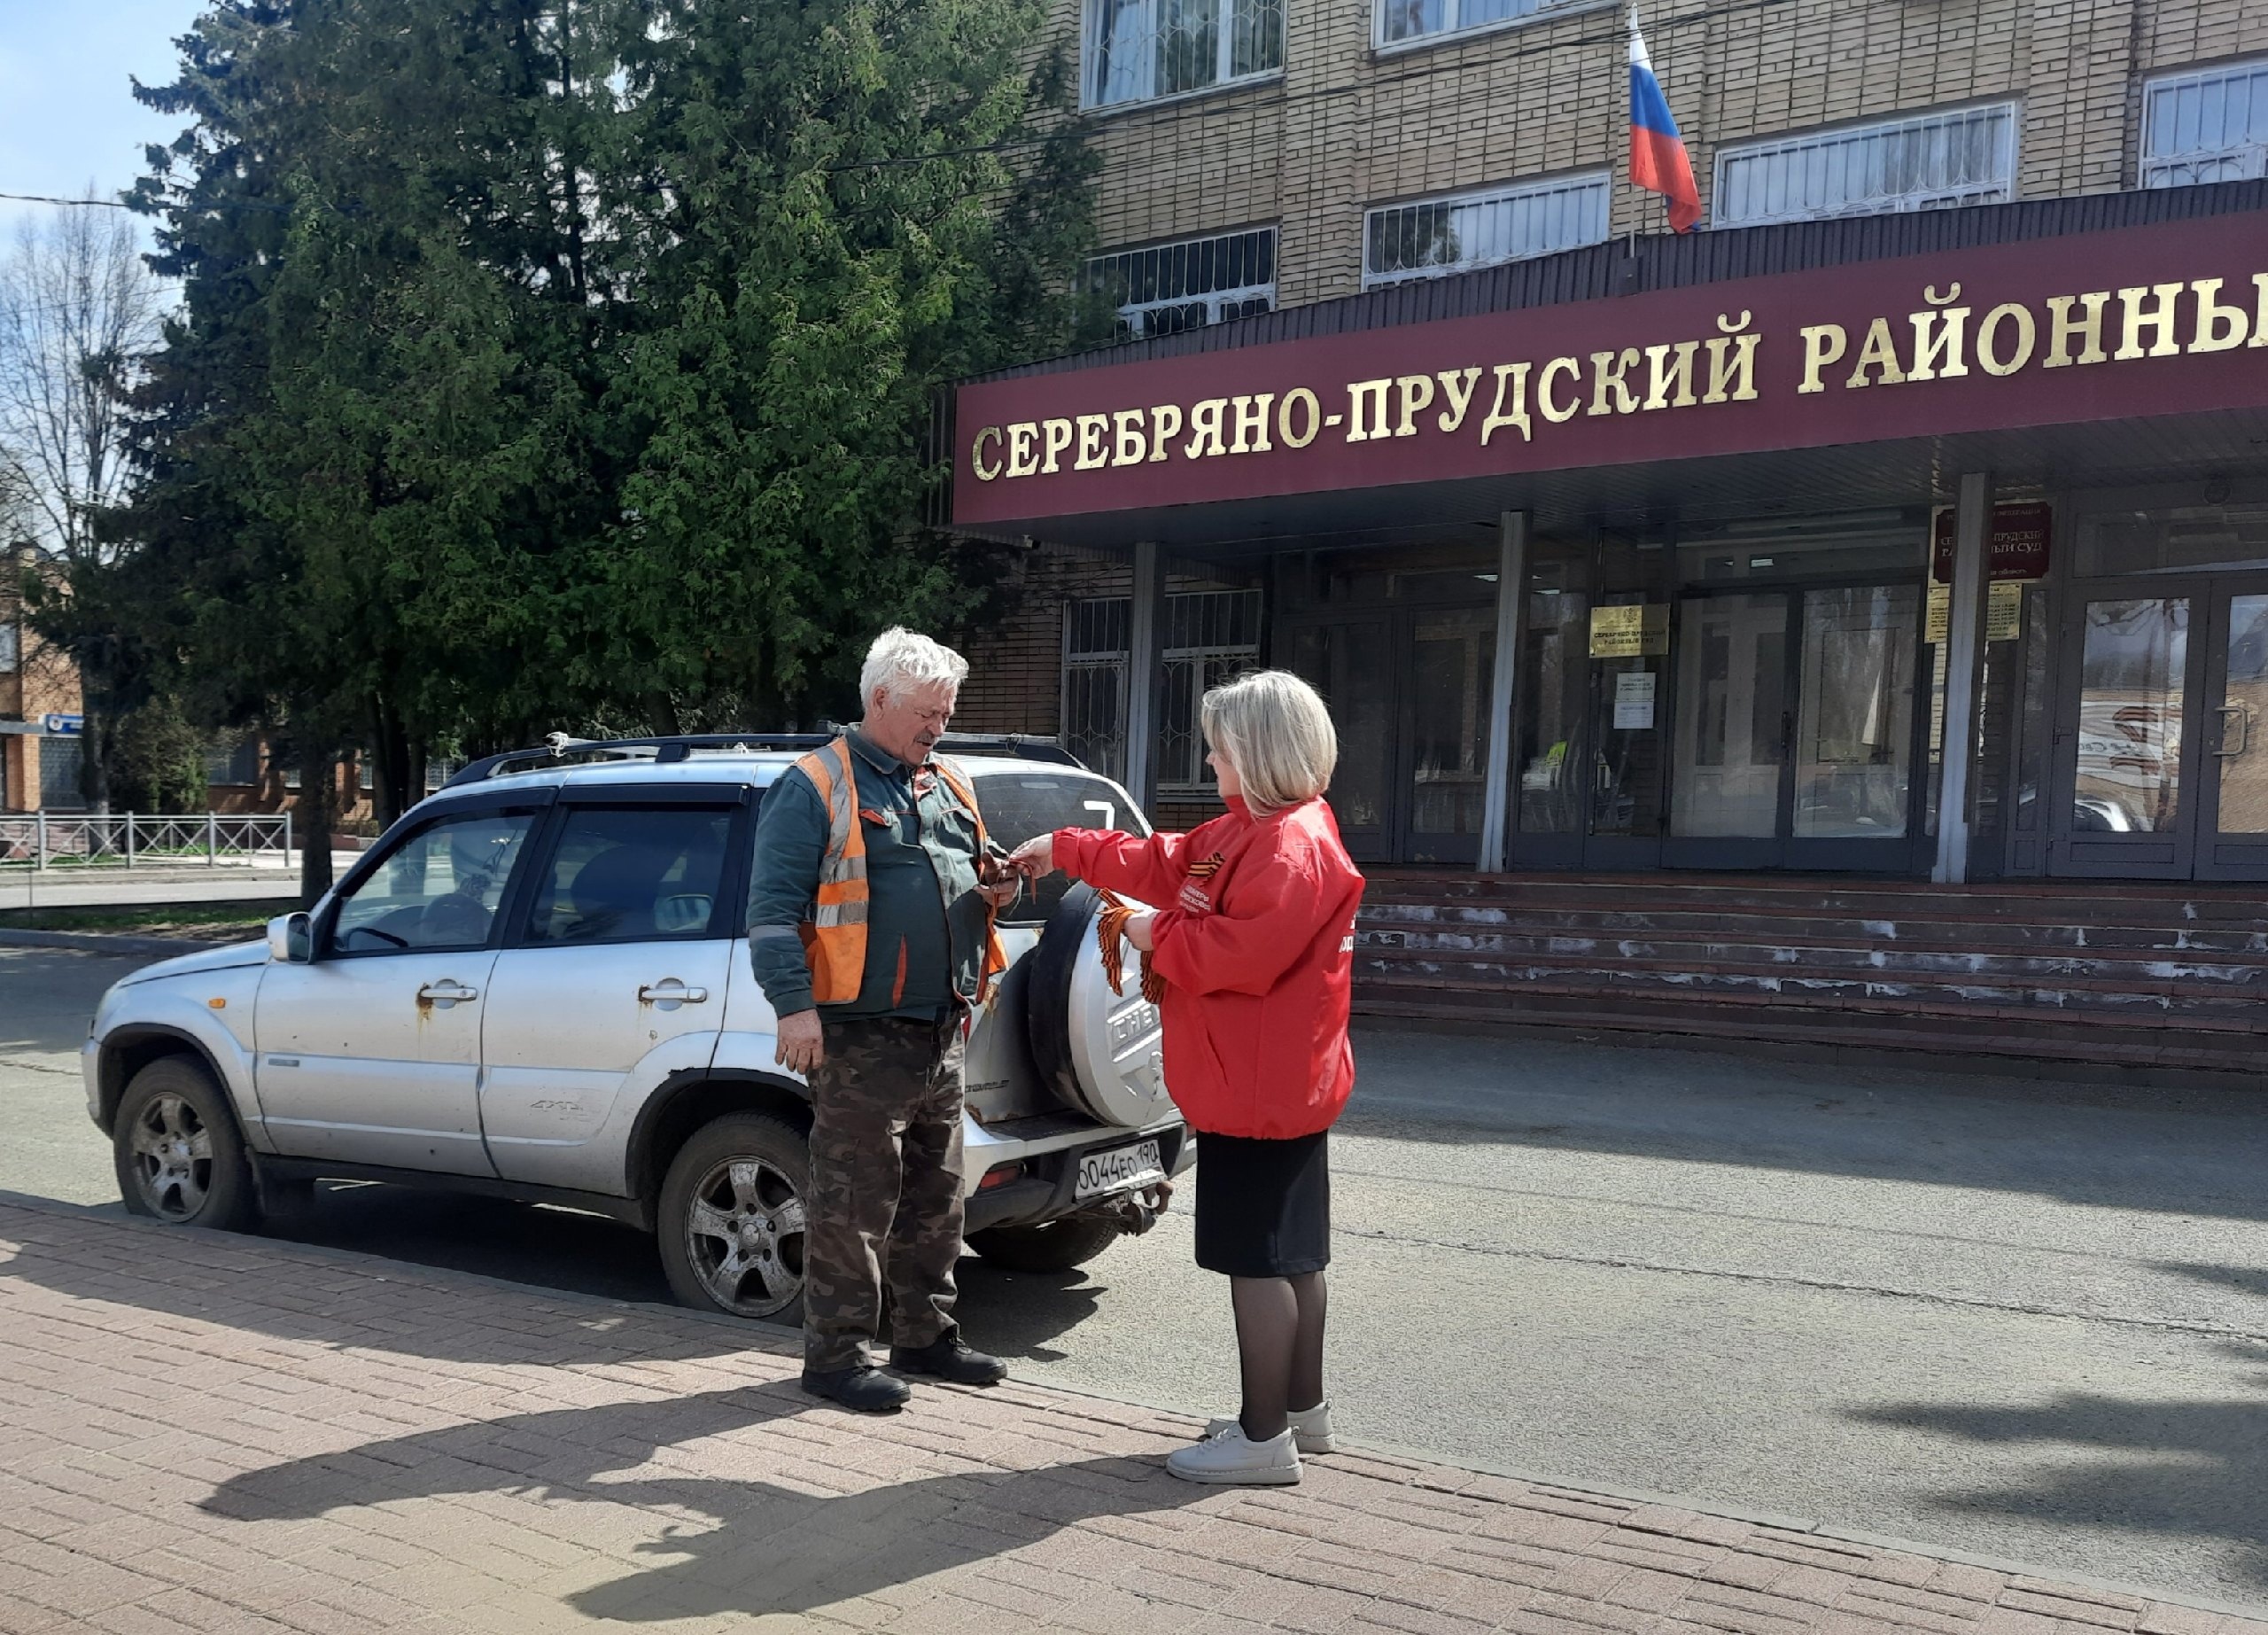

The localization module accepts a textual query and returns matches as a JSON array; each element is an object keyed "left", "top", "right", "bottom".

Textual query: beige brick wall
[{"left": 1054, "top": 0, "right": 2266, "bottom": 309}]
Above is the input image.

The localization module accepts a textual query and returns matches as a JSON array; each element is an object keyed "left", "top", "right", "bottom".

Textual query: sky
[{"left": 0, "top": 0, "right": 212, "bottom": 240}]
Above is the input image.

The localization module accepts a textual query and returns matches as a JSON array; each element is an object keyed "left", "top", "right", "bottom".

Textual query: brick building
[
  {"left": 0, "top": 546, "right": 84, "bottom": 813},
  {"left": 944, "top": 3, "right": 2268, "bottom": 1072}
]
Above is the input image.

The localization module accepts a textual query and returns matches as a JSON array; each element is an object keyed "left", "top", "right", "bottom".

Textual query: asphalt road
[{"left": 7, "top": 943, "right": 2267, "bottom": 1607}]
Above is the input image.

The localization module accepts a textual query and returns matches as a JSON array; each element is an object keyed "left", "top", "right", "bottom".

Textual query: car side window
[
  {"left": 331, "top": 811, "right": 536, "bottom": 955},
  {"left": 524, "top": 806, "right": 734, "bottom": 945},
  {"left": 974, "top": 771, "right": 1152, "bottom": 926}
]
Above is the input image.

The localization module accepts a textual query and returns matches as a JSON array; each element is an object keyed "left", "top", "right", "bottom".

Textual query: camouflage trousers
[{"left": 803, "top": 1014, "right": 967, "bottom": 1372}]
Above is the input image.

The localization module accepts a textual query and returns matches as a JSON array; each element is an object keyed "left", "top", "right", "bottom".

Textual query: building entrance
[{"left": 2049, "top": 575, "right": 2268, "bottom": 880}]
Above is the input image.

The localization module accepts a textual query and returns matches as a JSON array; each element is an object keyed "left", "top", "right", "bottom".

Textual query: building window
[
  {"left": 0, "top": 619, "right": 17, "bottom": 674},
  {"left": 1084, "top": 0, "right": 1282, "bottom": 109},
  {"left": 1363, "top": 174, "right": 1612, "bottom": 288},
  {"left": 1060, "top": 589, "right": 1263, "bottom": 791},
  {"left": 2143, "top": 60, "right": 2268, "bottom": 187},
  {"left": 205, "top": 736, "right": 262, "bottom": 787},
  {"left": 1713, "top": 103, "right": 2017, "bottom": 228},
  {"left": 1085, "top": 229, "right": 1276, "bottom": 340},
  {"left": 1378, "top": 0, "right": 1597, "bottom": 50}
]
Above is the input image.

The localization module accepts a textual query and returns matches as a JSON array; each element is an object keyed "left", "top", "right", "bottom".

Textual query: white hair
[
  {"left": 1200, "top": 670, "right": 1338, "bottom": 818},
  {"left": 859, "top": 626, "right": 969, "bottom": 708}
]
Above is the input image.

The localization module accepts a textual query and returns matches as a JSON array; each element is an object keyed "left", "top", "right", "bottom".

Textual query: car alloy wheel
[
  {"left": 127, "top": 1091, "right": 216, "bottom": 1221},
  {"left": 682, "top": 1154, "right": 807, "bottom": 1320}
]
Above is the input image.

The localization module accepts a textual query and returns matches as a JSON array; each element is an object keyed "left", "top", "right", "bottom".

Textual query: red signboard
[
  {"left": 951, "top": 215, "right": 2268, "bottom": 528},
  {"left": 1930, "top": 501, "right": 2053, "bottom": 583}
]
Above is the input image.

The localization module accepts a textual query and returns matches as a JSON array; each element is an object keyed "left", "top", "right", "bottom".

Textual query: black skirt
[{"left": 1191, "top": 1130, "right": 1331, "bottom": 1278}]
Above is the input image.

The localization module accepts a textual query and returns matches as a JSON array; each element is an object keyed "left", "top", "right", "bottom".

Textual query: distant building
[{"left": 0, "top": 545, "right": 84, "bottom": 813}]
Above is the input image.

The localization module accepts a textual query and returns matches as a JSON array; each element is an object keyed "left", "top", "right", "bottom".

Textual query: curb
[
  {"left": 0, "top": 929, "right": 213, "bottom": 956},
  {"left": 0, "top": 1187, "right": 2257, "bottom": 1622}
]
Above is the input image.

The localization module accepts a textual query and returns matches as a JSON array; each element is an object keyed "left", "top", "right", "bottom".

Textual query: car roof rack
[{"left": 442, "top": 729, "right": 1085, "bottom": 790}]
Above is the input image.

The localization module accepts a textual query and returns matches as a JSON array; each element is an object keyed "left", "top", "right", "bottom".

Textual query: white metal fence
[{"left": 0, "top": 813, "right": 294, "bottom": 869}]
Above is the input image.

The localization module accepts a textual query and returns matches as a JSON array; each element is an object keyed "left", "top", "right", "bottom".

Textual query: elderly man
[{"left": 747, "top": 627, "right": 1016, "bottom": 1412}]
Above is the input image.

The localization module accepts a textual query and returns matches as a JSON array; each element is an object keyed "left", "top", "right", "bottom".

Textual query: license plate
[{"left": 1074, "top": 1139, "right": 1164, "bottom": 1201}]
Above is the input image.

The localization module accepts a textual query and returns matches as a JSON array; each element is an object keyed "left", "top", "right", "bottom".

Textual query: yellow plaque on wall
[
  {"left": 1588, "top": 603, "right": 1670, "bottom": 658},
  {"left": 1925, "top": 581, "right": 2024, "bottom": 644}
]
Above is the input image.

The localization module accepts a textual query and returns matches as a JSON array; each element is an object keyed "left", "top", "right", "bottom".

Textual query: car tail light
[{"left": 977, "top": 1161, "right": 1025, "bottom": 1191}]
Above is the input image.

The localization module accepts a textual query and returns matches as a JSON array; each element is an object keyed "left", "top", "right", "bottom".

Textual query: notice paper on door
[{"left": 1613, "top": 670, "right": 1657, "bottom": 729}]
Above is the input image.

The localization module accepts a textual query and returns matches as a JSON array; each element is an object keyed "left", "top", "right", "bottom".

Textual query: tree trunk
[
  {"left": 298, "top": 738, "right": 337, "bottom": 909},
  {"left": 369, "top": 694, "right": 415, "bottom": 829},
  {"left": 78, "top": 697, "right": 113, "bottom": 815}
]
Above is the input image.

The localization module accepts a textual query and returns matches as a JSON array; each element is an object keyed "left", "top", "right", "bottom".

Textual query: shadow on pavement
[
  {"left": 1845, "top": 1360, "right": 2268, "bottom": 1588},
  {"left": 203, "top": 1387, "right": 1200, "bottom": 1623}
]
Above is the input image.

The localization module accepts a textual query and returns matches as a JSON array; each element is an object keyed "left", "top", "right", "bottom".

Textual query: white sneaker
[
  {"left": 1166, "top": 1424, "right": 1301, "bottom": 1486},
  {"left": 1203, "top": 1401, "right": 1337, "bottom": 1455}
]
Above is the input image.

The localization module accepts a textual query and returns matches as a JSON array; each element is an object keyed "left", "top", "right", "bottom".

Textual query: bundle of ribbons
[{"left": 1095, "top": 889, "right": 1166, "bottom": 1004}]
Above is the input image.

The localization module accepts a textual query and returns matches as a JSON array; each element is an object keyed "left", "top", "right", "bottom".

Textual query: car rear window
[{"left": 975, "top": 770, "right": 1149, "bottom": 925}]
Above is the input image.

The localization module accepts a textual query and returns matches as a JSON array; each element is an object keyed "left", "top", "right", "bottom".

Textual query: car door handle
[
  {"left": 639, "top": 981, "right": 710, "bottom": 1004},
  {"left": 417, "top": 981, "right": 480, "bottom": 1003}
]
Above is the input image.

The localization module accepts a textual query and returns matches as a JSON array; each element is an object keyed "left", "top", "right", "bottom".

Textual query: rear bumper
[{"left": 964, "top": 1119, "right": 1192, "bottom": 1234}]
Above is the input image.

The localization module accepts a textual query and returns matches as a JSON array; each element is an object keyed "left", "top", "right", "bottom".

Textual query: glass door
[
  {"left": 1285, "top": 617, "right": 1394, "bottom": 863},
  {"left": 1398, "top": 608, "right": 1497, "bottom": 864},
  {"left": 1666, "top": 592, "right": 1790, "bottom": 868},
  {"left": 2192, "top": 581, "right": 2268, "bottom": 880},
  {"left": 2048, "top": 588, "right": 2197, "bottom": 877}
]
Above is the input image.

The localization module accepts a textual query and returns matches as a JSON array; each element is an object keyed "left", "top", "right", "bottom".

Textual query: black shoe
[
  {"left": 800, "top": 1365, "right": 911, "bottom": 1413},
  {"left": 889, "top": 1335, "right": 1008, "bottom": 1386}
]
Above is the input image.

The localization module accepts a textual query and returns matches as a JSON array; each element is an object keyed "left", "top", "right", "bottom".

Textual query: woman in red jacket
[{"left": 1010, "top": 670, "right": 1365, "bottom": 1487}]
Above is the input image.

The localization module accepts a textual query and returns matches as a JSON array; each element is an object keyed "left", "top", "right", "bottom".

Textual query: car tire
[
  {"left": 656, "top": 1113, "right": 811, "bottom": 1327},
  {"left": 112, "top": 1055, "right": 259, "bottom": 1233},
  {"left": 967, "top": 1213, "right": 1121, "bottom": 1273}
]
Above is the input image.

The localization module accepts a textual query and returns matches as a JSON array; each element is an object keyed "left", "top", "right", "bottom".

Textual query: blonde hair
[
  {"left": 859, "top": 627, "right": 968, "bottom": 708},
  {"left": 1200, "top": 670, "right": 1338, "bottom": 817}
]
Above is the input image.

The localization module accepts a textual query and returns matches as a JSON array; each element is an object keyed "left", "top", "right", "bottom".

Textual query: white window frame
[
  {"left": 1085, "top": 227, "right": 1277, "bottom": 341},
  {"left": 0, "top": 619, "right": 18, "bottom": 675},
  {"left": 1060, "top": 589, "right": 1264, "bottom": 794},
  {"left": 1363, "top": 172, "right": 1612, "bottom": 289},
  {"left": 1372, "top": 0, "right": 1612, "bottom": 56},
  {"left": 1082, "top": 0, "right": 1283, "bottom": 112},
  {"left": 2141, "top": 58, "right": 2268, "bottom": 188},
  {"left": 1713, "top": 102, "right": 2019, "bottom": 229}
]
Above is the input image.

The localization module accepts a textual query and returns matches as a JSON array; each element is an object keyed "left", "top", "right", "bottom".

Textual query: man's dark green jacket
[{"left": 746, "top": 730, "right": 991, "bottom": 1021}]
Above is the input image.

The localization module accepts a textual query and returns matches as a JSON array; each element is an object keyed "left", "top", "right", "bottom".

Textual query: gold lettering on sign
[
  {"left": 1278, "top": 387, "right": 1322, "bottom": 448},
  {"left": 1907, "top": 284, "right": 1969, "bottom": 383},
  {"left": 1393, "top": 374, "right": 1434, "bottom": 437},
  {"left": 1040, "top": 417, "right": 1074, "bottom": 475},
  {"left": 1112, "top": 409, "right": 1147, "bottom": 467},
  {"left": 2190, "top": 277, "right": 2252, "bottom": 354},
  {"left": 1074, "top": 413, "right": 1110, "bottom": 471},
  {"left": 1537, "top": 355, "right": 1582, "bottom": 424},
  {"left": 1347, "top": 378, "right": 1393, "bottom": 441},
  {"left": 1589, "top": 347, "right": 1641, "bottom": 416},
  {"left": 1644, "top": 339, "right": 1698, "bottom": 409},
  {"left": 1231, "top": 393, "right": 1276, "bottom": 455},
  {"left": 1703, "top": 312, "right": 1759, "bottom": 403},
  {"left": 1846, "top": 318, "right": 1906, "bottom": 389},
  {"left": 1797, "top": 324, "right": 1846, "bottom": 394},
  {"left": 2116, "top": 282, "right": 2185, "bottom": 360},
  {"left": 1147, "top": 403, "right": 1182, "bottom": 462},
  {"left": 969, "top": 426, "right": 1004, "bottom": 481},
  {"left": 1974, "top": 303, "right": 2035, "bottom": 377},
  {"left": 2041, "top": 292, "right": 2109, "bottom": 369},
  {"left": 1006, "top": 422, "right": 1039, "bottom": 479},
  {"left": 1480, "top": 362, "right": 1533, "bottom": 446},
  {"left": 1436, "top": 366, "right": 1481, "bottom": 432},
  {"left": 1184, "top": 398, "right": 1228, "bottom": 459}
]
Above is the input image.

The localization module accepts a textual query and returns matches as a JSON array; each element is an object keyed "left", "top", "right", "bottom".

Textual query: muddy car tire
[
  {"left": 967, "top": 1212, "right": 1121, "bottom": 1273},
  {"left": 656, "top": 1113, "right": 811, "bottom": 1327},
  {"left": 113, "top": 1056, "right": 259, "bottom": 1233}
]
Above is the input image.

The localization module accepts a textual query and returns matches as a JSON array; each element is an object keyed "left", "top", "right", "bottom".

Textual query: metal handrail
[{"left": 0, "top": 812, "right": 294, "bottom": 869}]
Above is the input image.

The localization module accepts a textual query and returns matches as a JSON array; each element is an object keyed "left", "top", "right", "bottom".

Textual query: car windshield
[{"left": 975, "top": 769, "right": 1148, "bottom": 925}]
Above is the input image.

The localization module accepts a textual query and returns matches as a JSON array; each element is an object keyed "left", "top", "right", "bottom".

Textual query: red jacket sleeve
[
  {"left": 1146, "top": 829, "right": 1340, "bottom": 998},
  {"left": 1052, "top": 827, "right": 1191, "bottom": 906}
]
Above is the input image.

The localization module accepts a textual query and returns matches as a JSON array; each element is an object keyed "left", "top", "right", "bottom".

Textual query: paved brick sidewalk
[{"left": 0, "top": 1199, "right": 2252, "bottom": 1635}]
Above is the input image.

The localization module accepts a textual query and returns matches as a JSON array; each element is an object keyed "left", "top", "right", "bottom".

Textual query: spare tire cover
[{"left": 1025, "top": 883, "right": 1177, "bottom": 1130}]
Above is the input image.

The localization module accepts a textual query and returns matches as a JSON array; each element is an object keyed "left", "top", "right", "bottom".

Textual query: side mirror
[{"left": 267, "top": 912, "right": 312, "bottom": 964}]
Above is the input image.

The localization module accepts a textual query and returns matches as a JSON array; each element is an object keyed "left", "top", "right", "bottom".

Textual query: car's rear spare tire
[
  {"left": 656, "top": 1112, "right": 811, "bottom": 1326},
  {"left": 968, "top": 1213, "right": 1122, "bottom": 1273},
  {"left": 113, "top": 1055, "right": 258, "bottom": 1232},
  {"left": 1025, "top": 883, "right": 1177, "bottom": 1130}
]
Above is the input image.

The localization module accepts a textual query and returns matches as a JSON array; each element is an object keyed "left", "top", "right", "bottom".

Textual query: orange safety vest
[{"left": 794, "top": 736, "right": 1010, "bottom": 1008}]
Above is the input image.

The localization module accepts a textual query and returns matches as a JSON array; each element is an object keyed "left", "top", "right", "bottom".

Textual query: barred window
[
  {"left": 1377, "top": 0, "right": 1595, "bottom": 48},
  {"left": 205, "top": 736, "right": 262, "bottom": 787},
  {"left": 2143, "top": 60, "right": 2268, "bottom": 187},
  {"left": 1714, "top": 104, "right": 2017, "bottom": 228},
  {"left": 1060, "top": 589, "right": 1264, "bottom": 792},
  {"left": 1086, "top": 229, "right": 1275, "bottom": 341},
  {"left": 1364, "top": 174, "right": 1611, "bottom": 288},
  {"left": 1084, "top": 0, "right": 1282, "bottom": 109}
]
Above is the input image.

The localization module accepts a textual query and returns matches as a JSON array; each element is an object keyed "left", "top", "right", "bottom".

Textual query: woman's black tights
[{"left": 1231, "top": 1271, "right": 1327, "bottom": 1442}]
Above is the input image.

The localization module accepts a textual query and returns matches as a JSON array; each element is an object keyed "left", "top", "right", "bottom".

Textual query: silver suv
[{"left": 82, "top": 733, "right": 1190, "bottom": 1324}]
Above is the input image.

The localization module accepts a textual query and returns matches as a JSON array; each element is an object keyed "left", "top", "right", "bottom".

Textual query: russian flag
[{"left": 1629, "top": 12, "right": 1702, "bottom": 233}]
